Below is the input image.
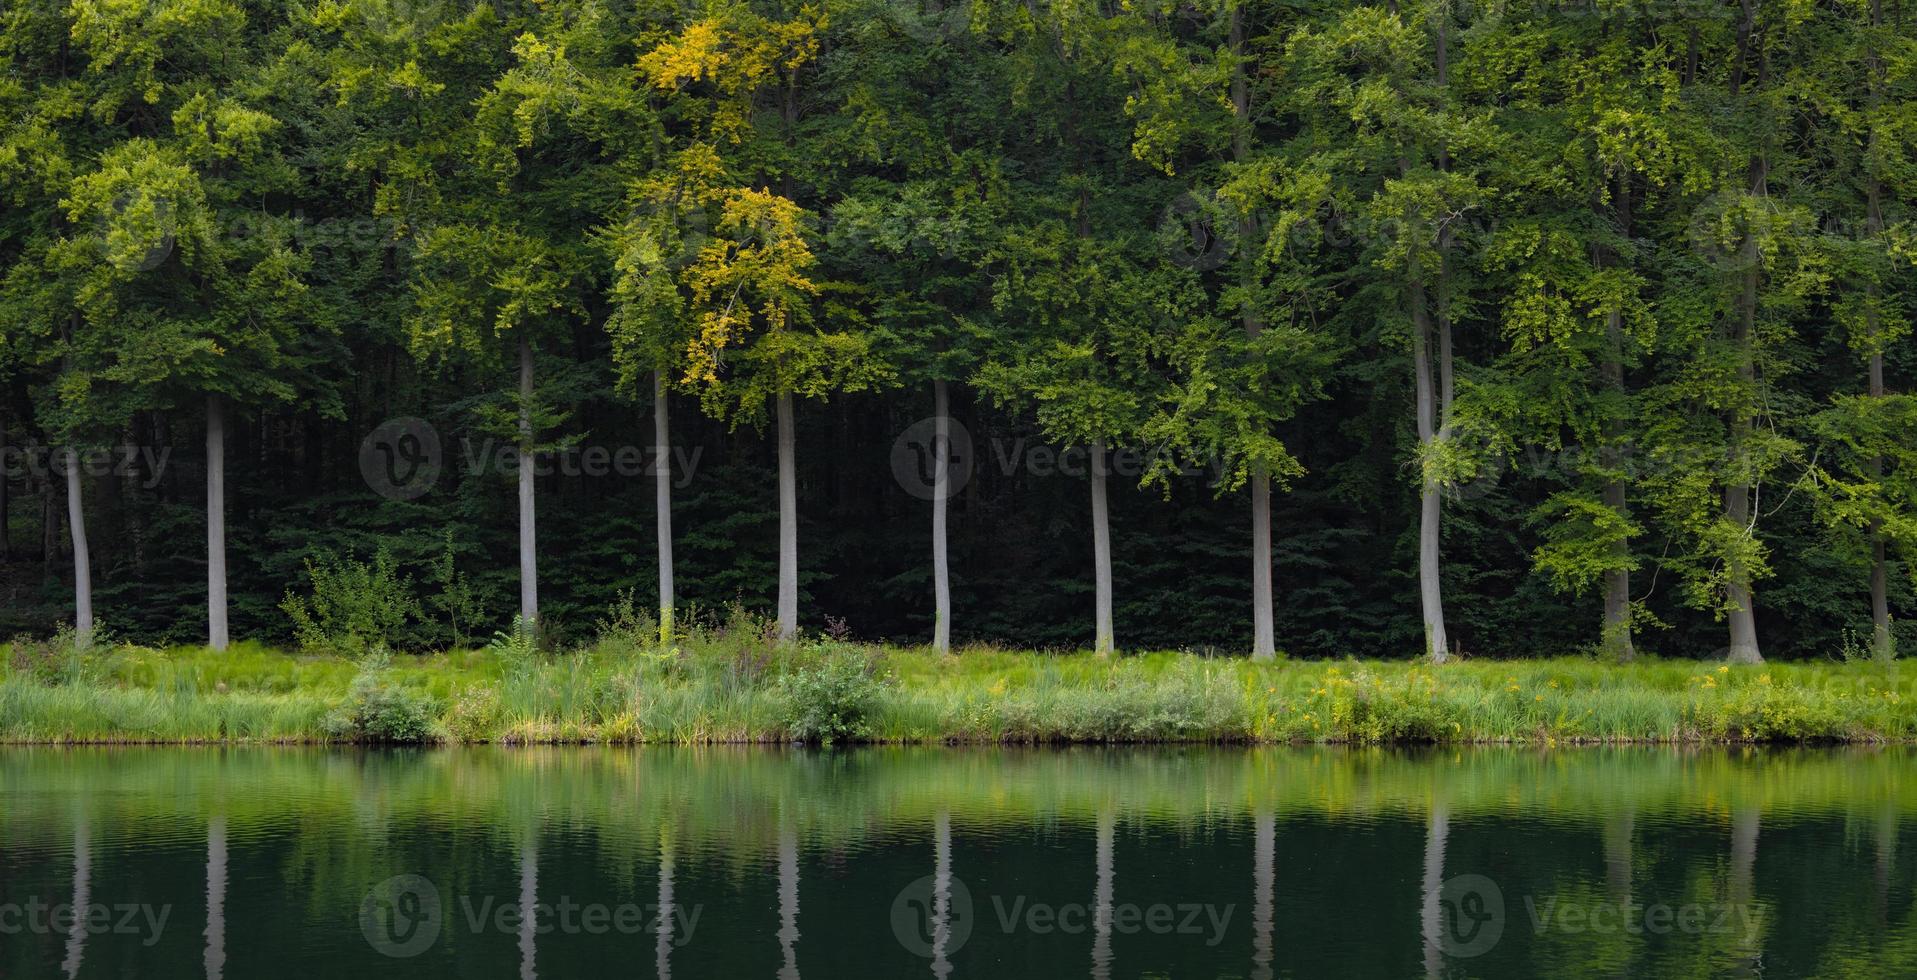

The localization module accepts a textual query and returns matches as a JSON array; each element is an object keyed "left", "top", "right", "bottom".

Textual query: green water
[{"left": 0, "top": 746, "right": 1912, "bottom": 978}]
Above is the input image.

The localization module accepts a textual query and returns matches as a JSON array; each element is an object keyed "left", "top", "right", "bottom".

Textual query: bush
[
  {"left": 282, "top": 548, "right": 422, "bottom": 654},
  {"left": 323, "top": 653, "right": 438, "bottom": 743},
  {"left": 780, "top": 650, "right": 882, "bottom": 744},
  {"left": 487, "top": 616, "right": 541, "bottom": 676},
  {"left": 443, "top": 686, "right": 503, "bottom": 742}
]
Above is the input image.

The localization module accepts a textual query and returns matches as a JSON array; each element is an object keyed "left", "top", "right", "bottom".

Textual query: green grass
[{"left": 3, "top": 627, "right": 1913, "bottom": 744}]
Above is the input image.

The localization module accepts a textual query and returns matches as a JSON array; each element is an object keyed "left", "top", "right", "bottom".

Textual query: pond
[{"left": 0, "top": 746, "right": 1912, "bottom": 978}]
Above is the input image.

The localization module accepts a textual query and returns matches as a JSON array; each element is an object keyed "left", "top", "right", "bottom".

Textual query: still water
[{"left": 0, "top": 746, "right": 1912, "bottom": 978}]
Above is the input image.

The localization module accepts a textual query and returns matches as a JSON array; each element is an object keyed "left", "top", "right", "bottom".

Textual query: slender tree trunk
[
  {"left": 1230, "top": 6, "right": 1278, "bottom": 661},
  {"left": 1723, "top": 0, "right": 1763, "bottom": 665},
  {"left": 777, "top": 825, "right": 800, "bottom": 980},
  {"left": 1725, "top": 482, "right": 1762, "bottom": 663},
  {"left": 1601, "top": 178, "right": 1636, "bottom": 661},
  {"left": 1865, "top": 20, "right": 1892, "bottom": 657},
  {"left": 1091, "top": 809, "right": 1115, "bottom": 980},
  {"left": 1725, "top": 226, "right": 1762, "bottom": 663},
  {"left": 207, "top": 394, "right": 228, "bottom": 651},
  {"left": 0, "top": 407, "right": 11, "bottom": 562},
  {"left": 1724, "top": 195, "right": 1763, "bottom": 664},
  {"left": 205, "top": 814, "right": 227, "bottom": 980},
  {"left": 518, "top": 338, "right": 538, "bottom": 625},
  {"left": 1410, "top": 283, "right": 1448, "bottom": 663},
  {"left": 1251, "top": 472, "right": 1274, "bottom": 659},
  {"left": 932, "top": 380, "right": 953, "bottom": 653},
  {"left": 65, "top": 446, "right": 93, "bottom": 644},
  {"left": 654, "top": 370, "right": 675, "bottom": 646},
  {"left": 1870, "top": 349, "right": 1891, "bottom": 660},
  {"left": 43, "top": 472, "right": 55, "bottom": 572},
  {"left": 777, "top": 390, "right": 798, "bottom": 641},
  {"left": 1091, "top": 439, "right": 1114, "bottom": 655},
  {"left": 1419, "top": 801, "right": 1449, "bottom": 980}
]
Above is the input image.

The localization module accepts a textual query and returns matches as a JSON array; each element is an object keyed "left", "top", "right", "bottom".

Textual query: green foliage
[
  {"left": 6, "top": 0, "right": 1917, "bottom": 670},
  {"left": 322, "top": 651, "right": 439, "bottom": 744},
  {"left": 280, "top": 548, "right": 422, "bottom": 655},
  {"left": 486, "top": 615, "right": 541, "bottom": 676},
  {"left": 779, "top": 649, "right": 883, "bottom": 744}
]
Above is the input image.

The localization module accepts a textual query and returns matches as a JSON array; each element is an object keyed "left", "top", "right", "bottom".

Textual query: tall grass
[{"left": 3, "top": 617, "right": 1913, "bottom": 744}]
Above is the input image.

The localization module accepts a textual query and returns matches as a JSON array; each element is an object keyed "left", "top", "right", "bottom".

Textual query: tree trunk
[
  {"left": 777, "top": 390, "right": 799, "bottom": 641},
  {"left": 207, "top": 395, "right": 228, "bottom": 651},
  {"left": 1251, "top": 472, "right": 1275, "bottom": 659},
  {"left": 1410, "top": 282, "right": 1449, "bottom": 663},
  {"left": 1600, "top": 177, "right": 1636, "bottom": 661},
  {"left": 1601, "top": 478, "right": 1635, "bottom": 661},
  {"left": 0, "top": 407, "right": 11, "bottom": 561},
  {"left": 777, "top": 825, "right": 800, "bottom": 980},
  {"left": 932, "top": 380, "right": 953, "bottom": 653},
  {"left": 1723, "top": 0, "right": 1763, "bottom": 666},
  {"left": 518, "top": 337, "right": 539, "bottom": 625},
  {"left": 1419, "top": 801, "right": 1449, "bottom": 980},
  {"left": 1725, "top": 238, "right": 1762, "bottom": 664},
  {"left": 205, "top": 814, "right": 227, "bottom": 980},
  {"left": 1725, "top": 479, "right": 1762, "bottom": 664},
  {"left": 654, "top": 370, "right": 675, "bottom": 646},
  {"left": 1870, "top": 348, "right": 1891, "bottom": 661},
  {"left": 1866, "top": 36, "right": 1892, "bottom": 657},
  {"left": 1091, "top": 439, "right": 1114, "bottom": 655},
  {"left": 65, "top": 447, "right": 93, "bottom": 644},
  {"left": 1091, "top": 809, "right": 1115, "bottom": 980},
  {"left": 1231, "top": 6, "right": 1277, "bottom": 661}
]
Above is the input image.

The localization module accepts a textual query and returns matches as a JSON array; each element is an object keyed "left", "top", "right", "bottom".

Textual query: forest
[{"left": 3, "top": 0, "right": 1916, "bottom": 666}]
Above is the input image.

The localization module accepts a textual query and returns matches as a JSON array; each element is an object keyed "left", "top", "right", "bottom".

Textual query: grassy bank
[{"left": 2, "top": 627, "right": 1913, "bottom": 745}]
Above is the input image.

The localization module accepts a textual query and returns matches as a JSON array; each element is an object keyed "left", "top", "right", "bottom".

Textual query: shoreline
[{"left": 5, "top": 640, "right": 1912, "bottom": 747}]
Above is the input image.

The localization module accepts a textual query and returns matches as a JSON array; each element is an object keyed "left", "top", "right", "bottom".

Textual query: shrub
[
  {"left": 426, "top": 529, "right": 485, "bottom": 649},
  {"left": 780, "top": 650, "right": 882, "bottom": 744},
  {"left": 443, "top": 686, "right": 503, "bottom": 742},
  {"left": 5, "top": 624, "right": 106, "bottom": 687},
  {"left": 323, "top": 652, "right": 438, "bottom": 743},
  {"left": 487, "top": 616, "right": 541, "bottom": 676},
  {"left": 282, "top": 548, "right": 422, "bottom": 654},
  {"left": 596, "top": 590, "right": 672, "bottom": 672}
]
